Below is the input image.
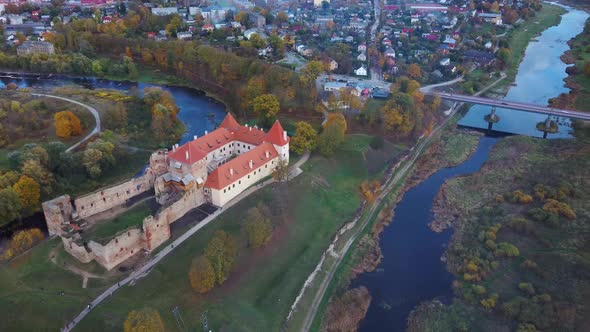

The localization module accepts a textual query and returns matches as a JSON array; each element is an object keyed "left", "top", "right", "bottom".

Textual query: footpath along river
[{"left": 352, "top": 4, "right": 589, "bottom": 331}]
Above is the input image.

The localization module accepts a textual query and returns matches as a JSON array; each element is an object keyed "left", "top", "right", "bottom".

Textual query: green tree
[
  {"left": 244, "top": 206, "right": 273, "bottom": 248},
  {"left": 0, "top": 187, "right": 22, "bottom": 226},
  {"left": 317, "top": 113, "right": 347, "bottom": 157},
  {"left": 189, "top": 255, "right": 216, "bottom": 293},
  {"left": 251, "top": 94, "right": 280, "bottom": 125},
  {"left": 290, "top": 121, "right": 318, "bottom": 154},
  {"left": 123, "top": 308, "right": 165, "bottom": 332},
  {"left": 205, "top": 230, "right": 237, "bottom": 285}
]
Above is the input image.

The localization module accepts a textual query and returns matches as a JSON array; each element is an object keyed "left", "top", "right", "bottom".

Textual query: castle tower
[{"left": 265, "top": 120, "right": 290, "bottom": 163}]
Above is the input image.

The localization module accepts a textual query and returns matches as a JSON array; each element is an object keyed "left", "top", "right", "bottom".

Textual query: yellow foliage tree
[
  {"left": 54, "top": 111, "right": 82, "bottom": 139},
  {"left": 1, "top": 228, "right": 44, "bottom": 260},
  {"left": 123, "top": 308, "right": 165, "bottom": 332},
  {"left": 189, "top": 255, "right": 216, "bottom": 293},
  {"left": 13, "top": 175, "right": 40, "bottom": 211},
  {"left": 407, "top": 63, "right": 422, "bottom": 79}
]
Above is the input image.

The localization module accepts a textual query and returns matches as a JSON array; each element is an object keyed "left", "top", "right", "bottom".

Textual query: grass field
[
  {"left": 566, "top": 17, "right": 590, "bottom": 111},
  {"left": 82, "top": 202, "right": 153, "bottom": 244},
  {"left": 0, "top": 238, "right": 115, "bottom": 331},
  {"left": 72, "top": 134, "right": 398, "bottom": 331}
]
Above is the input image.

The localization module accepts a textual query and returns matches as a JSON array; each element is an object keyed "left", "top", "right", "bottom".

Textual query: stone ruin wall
[
  {"left": 62, "top": 237, "right": 95, "bottom": 263},
  {"left": 73, "top": 171, "right": 156, "bottom": 220},
  {"left": 87, "top": 228, "right": 145, "bottom": 271},
  {"left": 72, "top": 150, "right": 169, "bottom": 220},
  {"left": 70, "top": 187, "right": 204, "bottom": 270},
  {"left": 42, "top": 195, "right": 74, "bottom": 236}
]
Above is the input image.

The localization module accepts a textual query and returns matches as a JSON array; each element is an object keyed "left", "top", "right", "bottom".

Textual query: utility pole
[
  {"left": 172, "top": 306, "right": 187, "bottom": 332},
  {"left": 201, "top": 310, "right": 210, "bottom": 332}
]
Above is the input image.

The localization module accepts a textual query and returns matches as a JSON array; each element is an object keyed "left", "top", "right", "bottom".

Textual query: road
[
  {"left": 31, "top": 93, "right": 101, "bottom": 152},
  {"left": 62, "top": 152, "right": 310, "bottom": 332},
  {"left": 368, "top": 0, "right": 383, "bottom": 80},
  {"left": 431, "top": 92, "right": 590, "bottom": 121}
]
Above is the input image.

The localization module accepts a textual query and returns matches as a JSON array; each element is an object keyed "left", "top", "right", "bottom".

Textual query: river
[
  {"left": 459, "top": 5, "right": 589, "bottom": 138},
  {"left": 352, "top": 4, "right": 588, "bottom": 331}
]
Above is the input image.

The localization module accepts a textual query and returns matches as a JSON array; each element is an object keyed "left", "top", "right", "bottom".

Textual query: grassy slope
[
  {"left": 566, "top": 20, "right": 590, "bottom": 111},
  {"left": 0, "top": 238, "right": 114, "bottom": 331},
  {"left": 65, "top": 134, "right": 401, "bottom": 332},
  {"left": 415, "top": 134, "right": 590, "bottom": 331}
]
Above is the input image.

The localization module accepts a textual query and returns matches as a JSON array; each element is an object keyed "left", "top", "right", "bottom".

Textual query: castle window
[
  {"left": 248, "top": 175, "right": 250, "bottom": 179},
  {"left": 265, "top": 165, "right": 268, "bottom": 168},
  {"left": 239, "top": 180, "right": 241, "bottom": 184},
  {"left": 116, "top": 239, "right": 119, "bottom": 244},
  {"left": 103, "top": 198, "right": 106, "bottom": 202},
  {"left": 90, "top": 203, "right": 94, "bottom": 207},
  {"left": 233, "top": 184, "right": 235, "bottom": 188},
  {"left": 128, "top": 231, "right": 130, "bottom": 236},
  {"left": 224, "top": 189, "right": 226, "bottom": 193}
]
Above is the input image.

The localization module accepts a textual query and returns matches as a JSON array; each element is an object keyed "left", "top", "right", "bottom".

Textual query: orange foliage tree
[
  {"left": 189, "top": 255, "right": 216, "bottom": 293},
  {"left": 1, "top": 228, "right": 44, "bottom": 260},
  {"left": 54, "top": 111, "right": 82, "bottom": 139}
]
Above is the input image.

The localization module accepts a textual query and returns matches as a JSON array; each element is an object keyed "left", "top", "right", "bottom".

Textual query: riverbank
[
  {"left": 0, "top": 68, "right": 232, "bottom": 115},
  {"left": 413, "top": 130, "right": 590, "bottom": 331},
  {"left": 491, "top": 4, "right": 566, "bottom": 95},
  {"left": 550, "top": 17, "right": 590, "bottom": 112}
]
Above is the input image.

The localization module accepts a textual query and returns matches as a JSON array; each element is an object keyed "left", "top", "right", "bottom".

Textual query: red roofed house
[{"left": 158, "top": 113, "right": 289, "bottom": 206}]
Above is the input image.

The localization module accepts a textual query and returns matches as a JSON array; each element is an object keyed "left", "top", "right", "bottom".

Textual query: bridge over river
[{"left": 428, "top": 92, "right": 590, "bottom": 121}]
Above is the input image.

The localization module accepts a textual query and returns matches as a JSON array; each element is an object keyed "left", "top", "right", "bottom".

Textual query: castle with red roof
[
  {"left": 41, "top": 114, "right": 289, "bottom": 270},
  {"left": 156, "top": 113, "right": 289, "bottom": 206}
]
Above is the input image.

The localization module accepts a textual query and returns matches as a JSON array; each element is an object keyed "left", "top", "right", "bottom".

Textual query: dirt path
[{"left": 49, "top": 247, "right": 106, "bottom": 289}]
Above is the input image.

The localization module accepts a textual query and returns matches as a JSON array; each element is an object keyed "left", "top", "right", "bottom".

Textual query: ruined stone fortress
[{"left": 43, "top": 114, "right": 290, "bottom": 270}]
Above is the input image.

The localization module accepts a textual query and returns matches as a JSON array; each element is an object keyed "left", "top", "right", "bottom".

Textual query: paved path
[
  {"left": 31, "top": 93, "right": 101, "bottom": 152},
  {"left": 62, "top": 152, "right": 310, "bottom": 332},
  {"left": 419, "top": 75, "right": 465, "bottom": 93}
]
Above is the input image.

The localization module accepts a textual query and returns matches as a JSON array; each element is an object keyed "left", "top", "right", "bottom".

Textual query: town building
[
  {"left": 17, "top": 40, "right": 55, "bottom": 55},
  {"left": 354, "top": 65, "right": 367, "bottom": 76}
]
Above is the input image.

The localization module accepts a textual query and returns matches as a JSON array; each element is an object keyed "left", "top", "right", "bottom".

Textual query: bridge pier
[
  {"left": 536, "top": 116, "right": 558, "bottom": 139},
  {"left": 484, "top": 107, "right": 500, "bottom": 131}
]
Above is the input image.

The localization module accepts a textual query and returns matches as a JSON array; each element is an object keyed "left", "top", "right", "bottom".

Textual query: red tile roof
[
  {"left": 205, "top": 142, "right": 278, "bottom": 190},
  {"left": 219, "top": 113, "right": 240, "bottom": 131},
  {"left": 265, "top": 120, "right": 289, "bottom": 146},
  {"left": 168, "top": 114, "right": 286, "bottom": 167}
]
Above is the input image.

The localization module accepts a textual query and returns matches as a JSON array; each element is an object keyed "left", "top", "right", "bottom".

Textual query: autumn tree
[
  {"left": 251, "top": 94, "right": 280, "bottom": 126},
  {"left": 235, "top": 11, "right": 248, "bottom": 25},
  {"left": 497, "top": 48, "right": 512, "bottom": 68},
  {"left": 1, "top": 228, "right": 44, "bottom": 260},
  {"left": 13, "top": 175, "right": 40, "bottom": 211},
  {"left": 123, "top": 308, "right": 166, "bottom": 332},
  {"left": 189, "top": 255, "right": 216, "bottom": 293},
  {"left": 360, "top": 180, "right": 382, "bottom": 203},
  {"left": 407, "top": 63, "right": 422, "bottom": 79},
  {"left": 290, "top": 121, "right": 318, "bottom": 154},
  {"left": 205, "top": 230, "right": 237, "bottom": 285},
  {"left": 317, "top": 113, "right": 347, "bottom": 157},
  {"left": 272, "top": 159, "right": 289, "bottom": 182},
  {"left": 54, "top": 111, "right": 82, "bottom": 139},
  {"left": 244, "top": 206, "right": 273, "bottom": 248},
  {"left": 300, "top": 61, "right": 325, "bottom": 86}
]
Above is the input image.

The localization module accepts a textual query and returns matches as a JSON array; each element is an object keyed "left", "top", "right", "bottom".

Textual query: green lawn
[
  {"left": 0, "top": 238, "right": 115, "bottom": 331},
  {"left": 71, "top": 134, "right": 394, "bottom": 332},
  {"left": 82, "top": 202, "right": 153, "bottom": 244}
]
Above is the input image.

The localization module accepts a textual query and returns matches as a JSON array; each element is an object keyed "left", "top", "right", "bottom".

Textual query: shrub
[
  {"left": 473, "top": 285, "right": 487, "bottom": 295},
  {"left": 497, "top": 242, "right": 520, "bottom": 257},
  {"left": 480, "top": 293, "right": 499, "bottom": 310},
  {"left": 542, "top": 199, "right": 576, "bottom": 220},
  {"left": 511, "top": 190, "right": 533, "bottom": 204},
  {"left": 518, "top": 282, "right": 536, "bottom": 295},
  {"left": 123, "top": 308, "right": 165, "bottom": 332},
  {"left": 369, "top": 135, "right": 385, "bottom": 149},
  {"left": 188, "top": 255, "right": 216, "bottom": 294},
  {"left": 1, "top": 228, "right": 44, "bottom": 260}
]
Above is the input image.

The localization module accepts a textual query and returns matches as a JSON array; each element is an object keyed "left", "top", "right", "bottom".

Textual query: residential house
[{"left": 354, "top": 65, "right": 367, "bottom": 76}]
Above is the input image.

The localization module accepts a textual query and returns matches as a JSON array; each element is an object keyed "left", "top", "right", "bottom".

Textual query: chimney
[
  {"left": 230, "top": 168, "right": 234, "bottom": 176},
  {"left": 283, "top": 131, "right": 287, "bottom": 141},
  {"left": 245, "top": 124, "right": 249, "bottom": 127},
  {"left": 249, "top": 160, "right": 253, "bottom": 169},
  {"left": 265, "top": 150, "right": 269, "bottom": 158},
  {"left": 249, "top": 127, "right": 252, "bottom": 131},
  {"left": 185, "top": 151, "right": 189, "bottom": 160},
  {"left": 193, "top": 135, "right": 198, "bottom": 140},
  {"left": 205, "top": 130, "right": 208, "bottom": 135},
  {"left": 172, "top": 145, "right": 176, "bottom": 151}
]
